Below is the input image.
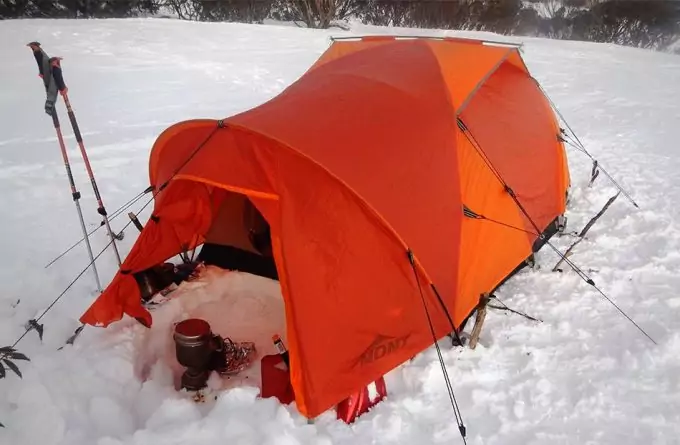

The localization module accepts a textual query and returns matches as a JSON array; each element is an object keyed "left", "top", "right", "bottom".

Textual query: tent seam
[{"left": 456, "top": 48, "right": 516, "bottom": 116}]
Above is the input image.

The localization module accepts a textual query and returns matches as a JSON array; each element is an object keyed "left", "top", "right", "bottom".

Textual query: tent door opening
[{"left": 197, "top": 189, "right": 278, "bottom": 281}]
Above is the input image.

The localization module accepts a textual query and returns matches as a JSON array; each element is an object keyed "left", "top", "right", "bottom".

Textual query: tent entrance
[
  {"left": 197, "top": 189, "right": 279, "bottom": 281},
  {"left": 143, "top": 188, "right": 292, "bottom": 401}
]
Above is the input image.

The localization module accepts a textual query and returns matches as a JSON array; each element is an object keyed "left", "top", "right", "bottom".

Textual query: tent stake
[
  {"left": 468, "top": 294, "right": 489, "bottom": 350},
  {"left": 552, "top": 192, "right": 620, "bottom": 272}
]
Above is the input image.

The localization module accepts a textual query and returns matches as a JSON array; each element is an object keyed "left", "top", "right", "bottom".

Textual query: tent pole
[{"left": 329, "top": 34, "right": 523, "bottom": 48}]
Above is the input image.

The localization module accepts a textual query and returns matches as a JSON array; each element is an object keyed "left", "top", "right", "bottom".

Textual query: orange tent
[{"left": 80, "top": 36, "right": 570, "bottom": 419}]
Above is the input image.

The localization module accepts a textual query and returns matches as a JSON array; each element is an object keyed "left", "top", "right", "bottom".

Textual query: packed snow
[{"left": 1, "top": 17, "right": 680, "bottom": 445}]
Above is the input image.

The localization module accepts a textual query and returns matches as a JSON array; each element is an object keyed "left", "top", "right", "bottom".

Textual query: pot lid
[{"left": 174, "top": 318, "right": 211, "bottom": 340}]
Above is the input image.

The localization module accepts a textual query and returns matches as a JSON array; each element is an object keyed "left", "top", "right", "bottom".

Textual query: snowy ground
[{"left": 1, "top": 17, "right": 680, "bottom": 445}]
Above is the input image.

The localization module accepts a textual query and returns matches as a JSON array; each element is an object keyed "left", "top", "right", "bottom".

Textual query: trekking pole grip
[
  {"left": 50, "top": 58, "right": 67, "bottom": 93},
  {"left": 26, "top": 41, "right": 45, "bottom": 77}
]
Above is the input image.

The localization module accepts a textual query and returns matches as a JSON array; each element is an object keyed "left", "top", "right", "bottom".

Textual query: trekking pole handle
[
  {"left": 26, "top": 42, "right": 45, "bottom": 77},
  {"left": 50, "top": 58, "right": 67, "bottom": 93}
]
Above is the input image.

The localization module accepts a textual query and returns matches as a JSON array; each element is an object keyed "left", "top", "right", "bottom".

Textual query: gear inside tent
[{"left": 79, "top": 35, "right": 571, "bottom": 423}]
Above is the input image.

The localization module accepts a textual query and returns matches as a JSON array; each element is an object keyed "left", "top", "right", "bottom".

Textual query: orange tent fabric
[{"left": 80, "top": 36, "right": 569, "bottom": 418}]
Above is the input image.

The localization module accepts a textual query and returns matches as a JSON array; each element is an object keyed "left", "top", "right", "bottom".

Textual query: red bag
[
  {"left": 260, "top": 354, "right": 295, "bottom": 405},
  {"left": 336, "top": 376, "right": 387, "bottom": 424}
]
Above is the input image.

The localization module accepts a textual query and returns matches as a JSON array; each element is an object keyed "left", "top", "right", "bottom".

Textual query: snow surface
[
  {"left": 1, "top": 17, "right": 680, "bottom": 445},
  {"left": 135, "top": 265, "right": 288, "bottom": 392}
]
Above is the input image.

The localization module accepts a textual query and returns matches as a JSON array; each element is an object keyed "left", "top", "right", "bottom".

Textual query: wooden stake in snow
[{"left": 469, "top": 294, "right": 490, "bottom": 350}]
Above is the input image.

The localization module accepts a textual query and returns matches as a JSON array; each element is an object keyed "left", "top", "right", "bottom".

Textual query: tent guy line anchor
[
  {"left": 561, "top": 129, "right": 639, "bottom": 208},
  {"left": 488, "top": 295, "right": 543, "bottom": 323},
  {"left": 552, "top": 191, "right": 620, "bottom": 272},
  {"left": 535, "top": 80, "right": 640, "bottom": 209},
  {"left": 458, "top": 117, "right": 657, "bottom": 346},
  {"left": 560, "top": 131, "right": 639, "bottom": 208}
]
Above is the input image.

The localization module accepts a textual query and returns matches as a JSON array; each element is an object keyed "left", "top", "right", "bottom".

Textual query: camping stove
[
  {"left": 173, "top": 318, "right": 259, "bottom": 391},
  {"left": 173, "top": 318, "right": 214, "bottom": 391}
]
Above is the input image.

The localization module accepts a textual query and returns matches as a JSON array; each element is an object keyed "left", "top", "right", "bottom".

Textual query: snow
[
  {"left": 2, "top": 17, "right": 680, "bottom": 445},
  {"left": 134, "top": 265, "right": 287, "bottom": 390}
]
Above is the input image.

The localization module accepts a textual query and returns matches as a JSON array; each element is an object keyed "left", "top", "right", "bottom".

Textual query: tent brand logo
[{"left": 356, "top": 334, "right": 410, "bottom": 367}]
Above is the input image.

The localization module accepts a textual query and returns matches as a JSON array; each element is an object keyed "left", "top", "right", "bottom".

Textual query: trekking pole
[
  {"left": 28, "top": 42, "right": 123, "bottom": 267},
  {"left": 26, "top": 42, "right": 103, "bottom": 292},
  {"left": 59, "top": 90, "right": 122, "bottom": 266},
  {"left": 50, "top": 110, "right": 103, "bottom": 292}
]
